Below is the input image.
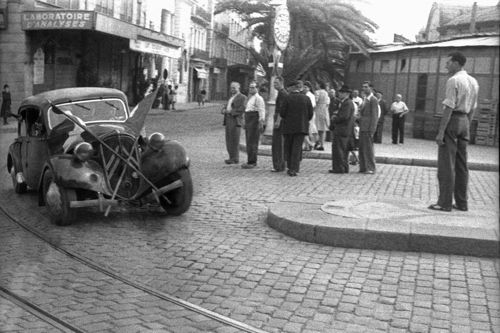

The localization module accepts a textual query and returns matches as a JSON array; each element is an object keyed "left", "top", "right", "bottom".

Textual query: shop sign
[
  {"left": 33, "top": 48, "right": 45, "bottom": 85},
  {"left": 21, "top": 11, "right": 94, "bottom": 30},
  {"left": 0, "top": 9, "right": 7, "bottom": 30},
  {"left": 129, "top": 39, "right": 181, "bottom": 59}
]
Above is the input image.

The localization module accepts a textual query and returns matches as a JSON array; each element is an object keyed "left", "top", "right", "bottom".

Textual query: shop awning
[
  {"left": 129, "top": 39, "right": 181, "bottom": 58},
  {"left": 194, "top": 67, "right": 209, "bottom": 79}
]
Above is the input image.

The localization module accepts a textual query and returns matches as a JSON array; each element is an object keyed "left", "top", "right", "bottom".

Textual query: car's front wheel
[
  {"left": 159, "top": 169, "right": 193, "bottom": 216},
  {"left": 11, "top": 165, "right": 27, "bottom": 194},
  {"left": 42, "top": 170, "right": 76, "bottom": 226}
]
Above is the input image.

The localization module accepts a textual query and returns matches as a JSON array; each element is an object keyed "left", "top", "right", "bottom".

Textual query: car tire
[
  {"left": 159, "top": 169, "right": 193, "bottom": 216},
  {"left": 42, "top": 170, "right": 76, "bottom": 226},
  {"left": 11, "top": 167, "right": 27, "bottom": 194}
]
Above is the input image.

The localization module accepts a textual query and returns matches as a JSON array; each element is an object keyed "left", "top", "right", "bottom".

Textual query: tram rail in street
[{"left": 0, "top": 206, "right": 269, "bottom": 333}]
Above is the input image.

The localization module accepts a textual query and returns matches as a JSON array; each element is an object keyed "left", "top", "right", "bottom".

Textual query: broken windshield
[{"left": 48, "top": 98, "right": 128, "bottom": 129}]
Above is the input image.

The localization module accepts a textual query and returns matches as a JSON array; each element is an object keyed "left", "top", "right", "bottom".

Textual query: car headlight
[
  {"left": 74, "top": 142, "right": 93, "bottom": 162},
  {"left": 148, "top": 132, "right": 165, "bottom": 151}
]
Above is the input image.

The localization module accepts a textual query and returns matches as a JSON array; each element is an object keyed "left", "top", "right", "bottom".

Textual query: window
[
  {"left": 356, "top": 60, "right": 365, "bottom": 72},
  {"left": 161, "top": 9, "right": 173, "bottom": 35},
  {"left": 400, "top": 58, "right": 407, "bottom": 71},
  {"left": 136, "top": 0, "right": 142, "bottom": 25},
  {"left": 380, "top": 60, "right": 390, "bottom": 72},
  {"left": 415, "top": 74, "right": 428, "bottom": 112},
  {"left": 120, "top": 0, "right": 133, "bottom": 22},
  {"left": 37, "top": 0, "right": 79, "bottom": 9},
  {"left": 96, "top": 0, "right": 114, "bottom": 16}
]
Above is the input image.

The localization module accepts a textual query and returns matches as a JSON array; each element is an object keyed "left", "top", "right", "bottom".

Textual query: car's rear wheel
[
  {"left": 43, "top": 170, "right": 76, "bottom": 226},
  {"left": 159, "top": 169, "right": 193, "bottom": 216},
  {"left": 11, "top": 166, "right": 27, "bottom": 194}
]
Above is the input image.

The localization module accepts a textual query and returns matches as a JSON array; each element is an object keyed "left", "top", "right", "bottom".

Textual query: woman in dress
[
  {"left": 313, "top": 81, "right": 331, "bottom": 150},
  {"left": 302, "top": 81, "right": 317, "bottom": 151}
]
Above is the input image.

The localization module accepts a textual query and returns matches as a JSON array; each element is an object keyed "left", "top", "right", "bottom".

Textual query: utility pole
[{"left": 261, "top": 0, "right": 289, "bottom": 144}]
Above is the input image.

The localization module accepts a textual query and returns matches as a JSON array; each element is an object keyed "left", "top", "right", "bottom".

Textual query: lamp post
[{"left": 261, "top": 0, "right": 290, "bottom": 145}]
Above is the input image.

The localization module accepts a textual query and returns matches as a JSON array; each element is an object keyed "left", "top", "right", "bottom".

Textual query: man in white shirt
[
  {"left": 429, "top": 51, "right": 479, "bottom": 212},
  {"left": 222, "top": 82, "right": 247, "bottom": 164},
  {"left": 242, "top": 81, "right": 266, "bottom": 169},
  {"left": 390, "top": 94, "right": 409, "bottom": 144}
]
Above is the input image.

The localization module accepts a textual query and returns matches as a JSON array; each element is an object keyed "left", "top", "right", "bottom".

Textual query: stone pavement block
[
  {"left": 409, "top": 217, "right": 500, "bottom": 257},
  {"left": 364, "top": 219, "right": 411, "bottom": 251},
  {"left": 283, "top": 322, "right": 303, "bottom": 333}
]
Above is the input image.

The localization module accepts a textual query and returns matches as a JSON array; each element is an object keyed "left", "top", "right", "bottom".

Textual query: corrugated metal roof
[{"left": 367, "top": 36, "right": 499, "bottom": 54}]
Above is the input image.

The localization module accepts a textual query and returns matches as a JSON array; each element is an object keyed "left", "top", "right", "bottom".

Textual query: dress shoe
[
  {"left": 271, "top": 168, "right": 284, "bottom": 172},
  {"left": 287, "top": 170, "right": 297, "bottom": 176},
  {"left": 225, "top": 159, "right": 238, "bottom": 164},
  {"left": 329, "top": 170, "right": 343, "bottom": 174},
  {"left": 428, "top": 204, "right": 452, "bottom": 212},
  {"left": 241, "top": 163, "right": 256, "bottom": 169},
  {"left": 363, "top": 170, "right": 375, "bottom": 174},
  {"left": 453, "top": 204, "right": 468, "bottom": 211}
]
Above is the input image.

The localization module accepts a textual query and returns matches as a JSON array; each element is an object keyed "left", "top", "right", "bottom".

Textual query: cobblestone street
[{"left": 1, "top": 104, "right": 499, "bottom": 333}]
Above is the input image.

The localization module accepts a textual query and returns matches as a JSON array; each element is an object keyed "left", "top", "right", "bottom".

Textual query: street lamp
[{"left": 261, "top": 0, "right": 290, "bottom": 144}]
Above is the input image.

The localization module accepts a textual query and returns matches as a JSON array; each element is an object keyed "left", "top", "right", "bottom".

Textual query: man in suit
[
  {"left": 373, "top": 91, "right": 388, "bottom": 143},
  {"left": 280, "top": 80, "right": 314, "bottom": 176},
  {"left": 271, "top": 76, "right": 288, "bottom": 172},
  {"left": 222, "top": 82, "right": 247, "bottom": 164},
  {"left": 358, "top": 81, "right": 379, "bottom": 174},
  {"left": 329, "top": 85, "right": 355, "bottom": 174}
]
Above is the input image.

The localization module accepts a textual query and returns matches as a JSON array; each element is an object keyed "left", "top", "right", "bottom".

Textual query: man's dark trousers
[
  {"left": 437, "top": 113, "right": 469, "bottom": 209},
  {"left": 225, "top": 114, "right": 241, "bottom": 162},
  {"left": 392, "top": 114, "right": 405, "bottom": 143},
  {"left": 244, "top": 111, "right": 260, "bottom": 165},
  {"left": 331, "top": 134, "right": 350, "bottom": 173},
  {"left": 283, "top": 134, "right": 305, "bottom": 173},
  {"left": 374, "top": 121, "right": 384, "bottom": 143},
  {"left": 358, "top": 131, "right": 376, "bottom": 172},
  {"left": 272, "top": 127, "right": 285, "bottom": 171}
]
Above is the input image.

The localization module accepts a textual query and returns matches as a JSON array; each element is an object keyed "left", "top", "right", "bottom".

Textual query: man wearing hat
[
  {"left": 330, "top": 85, "right": 356, "bottom": 173},
  {"left": 280, "top": 80, "right": 314, "bottom": 176}
]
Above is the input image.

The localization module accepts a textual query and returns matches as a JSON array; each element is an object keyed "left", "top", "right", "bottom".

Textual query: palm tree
[{"left": 215, "top": 0, "right": 378, "bottom": 88}]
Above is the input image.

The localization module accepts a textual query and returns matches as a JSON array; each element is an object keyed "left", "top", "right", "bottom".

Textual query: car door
[{"left": 24, "top": 108, "right": 49, "bottom": 188}]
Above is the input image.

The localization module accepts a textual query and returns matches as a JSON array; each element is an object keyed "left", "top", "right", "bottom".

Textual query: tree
[{"left": 215, "top": 0, "right": 378, "bottom": 88}]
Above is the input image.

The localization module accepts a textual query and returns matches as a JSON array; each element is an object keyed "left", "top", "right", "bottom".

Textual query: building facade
[
  {"left": 0, "top": 0, "right": 186, "bottom": 110},
  {"left": 210, "top": 10, "right": 254, "bottom": 100},
  {"left": 187, "top": 0, "right": 211, "bottom": 102},
  {"left": 346, "top": 36, "right": 499, "bottom": 146},
  {"left": 417, "top": 2, "right": 500, "bottom": 42}
]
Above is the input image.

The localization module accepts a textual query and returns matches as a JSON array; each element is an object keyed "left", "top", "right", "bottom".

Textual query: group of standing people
[
  {"left": 156, "top": 82, "right": 178, "bottom": 111},
  {"left": 222, "top": 51, "right": 478, "bottom": 213}
]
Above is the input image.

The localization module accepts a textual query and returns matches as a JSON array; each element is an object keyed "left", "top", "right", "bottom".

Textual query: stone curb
[
  {"left": 239, "top": 143, "right": 499, "bottom": 172},
  {"left": 266, "top": 199, "right": 500, "bottom": 258}
]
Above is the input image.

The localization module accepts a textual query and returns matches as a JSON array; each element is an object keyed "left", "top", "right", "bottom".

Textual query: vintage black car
[{"left": 7, "top": 87, "right": 192, "bottom": 225}]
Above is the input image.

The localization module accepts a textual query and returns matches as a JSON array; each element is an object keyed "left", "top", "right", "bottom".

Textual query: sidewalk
[{"left": 245, "top": 133, "right": 499, "bottom": 171}]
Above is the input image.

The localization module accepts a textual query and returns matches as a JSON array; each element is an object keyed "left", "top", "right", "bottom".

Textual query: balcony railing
[
  {"left": 212, "top": 57, "right": 228, "bottom": 68},
  {"left": 119, "top": 14, "right": 133, "bottom": 23},
  {"left": 214, "top": 22, "right": 229, "bottom": 36},
  {"left": 95, "top": 4, "right": 113, "bottom": 17},
  {"left": 191, "top": 5, "right": 211, "bottom": 25},
  {"left": 191, "top": 48, "right": 210, "bottom": 61}
]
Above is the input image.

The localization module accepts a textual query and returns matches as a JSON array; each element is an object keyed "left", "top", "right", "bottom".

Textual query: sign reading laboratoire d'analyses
[{"left": 21, "top": 11, "right": 94, "bottom": 30}]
